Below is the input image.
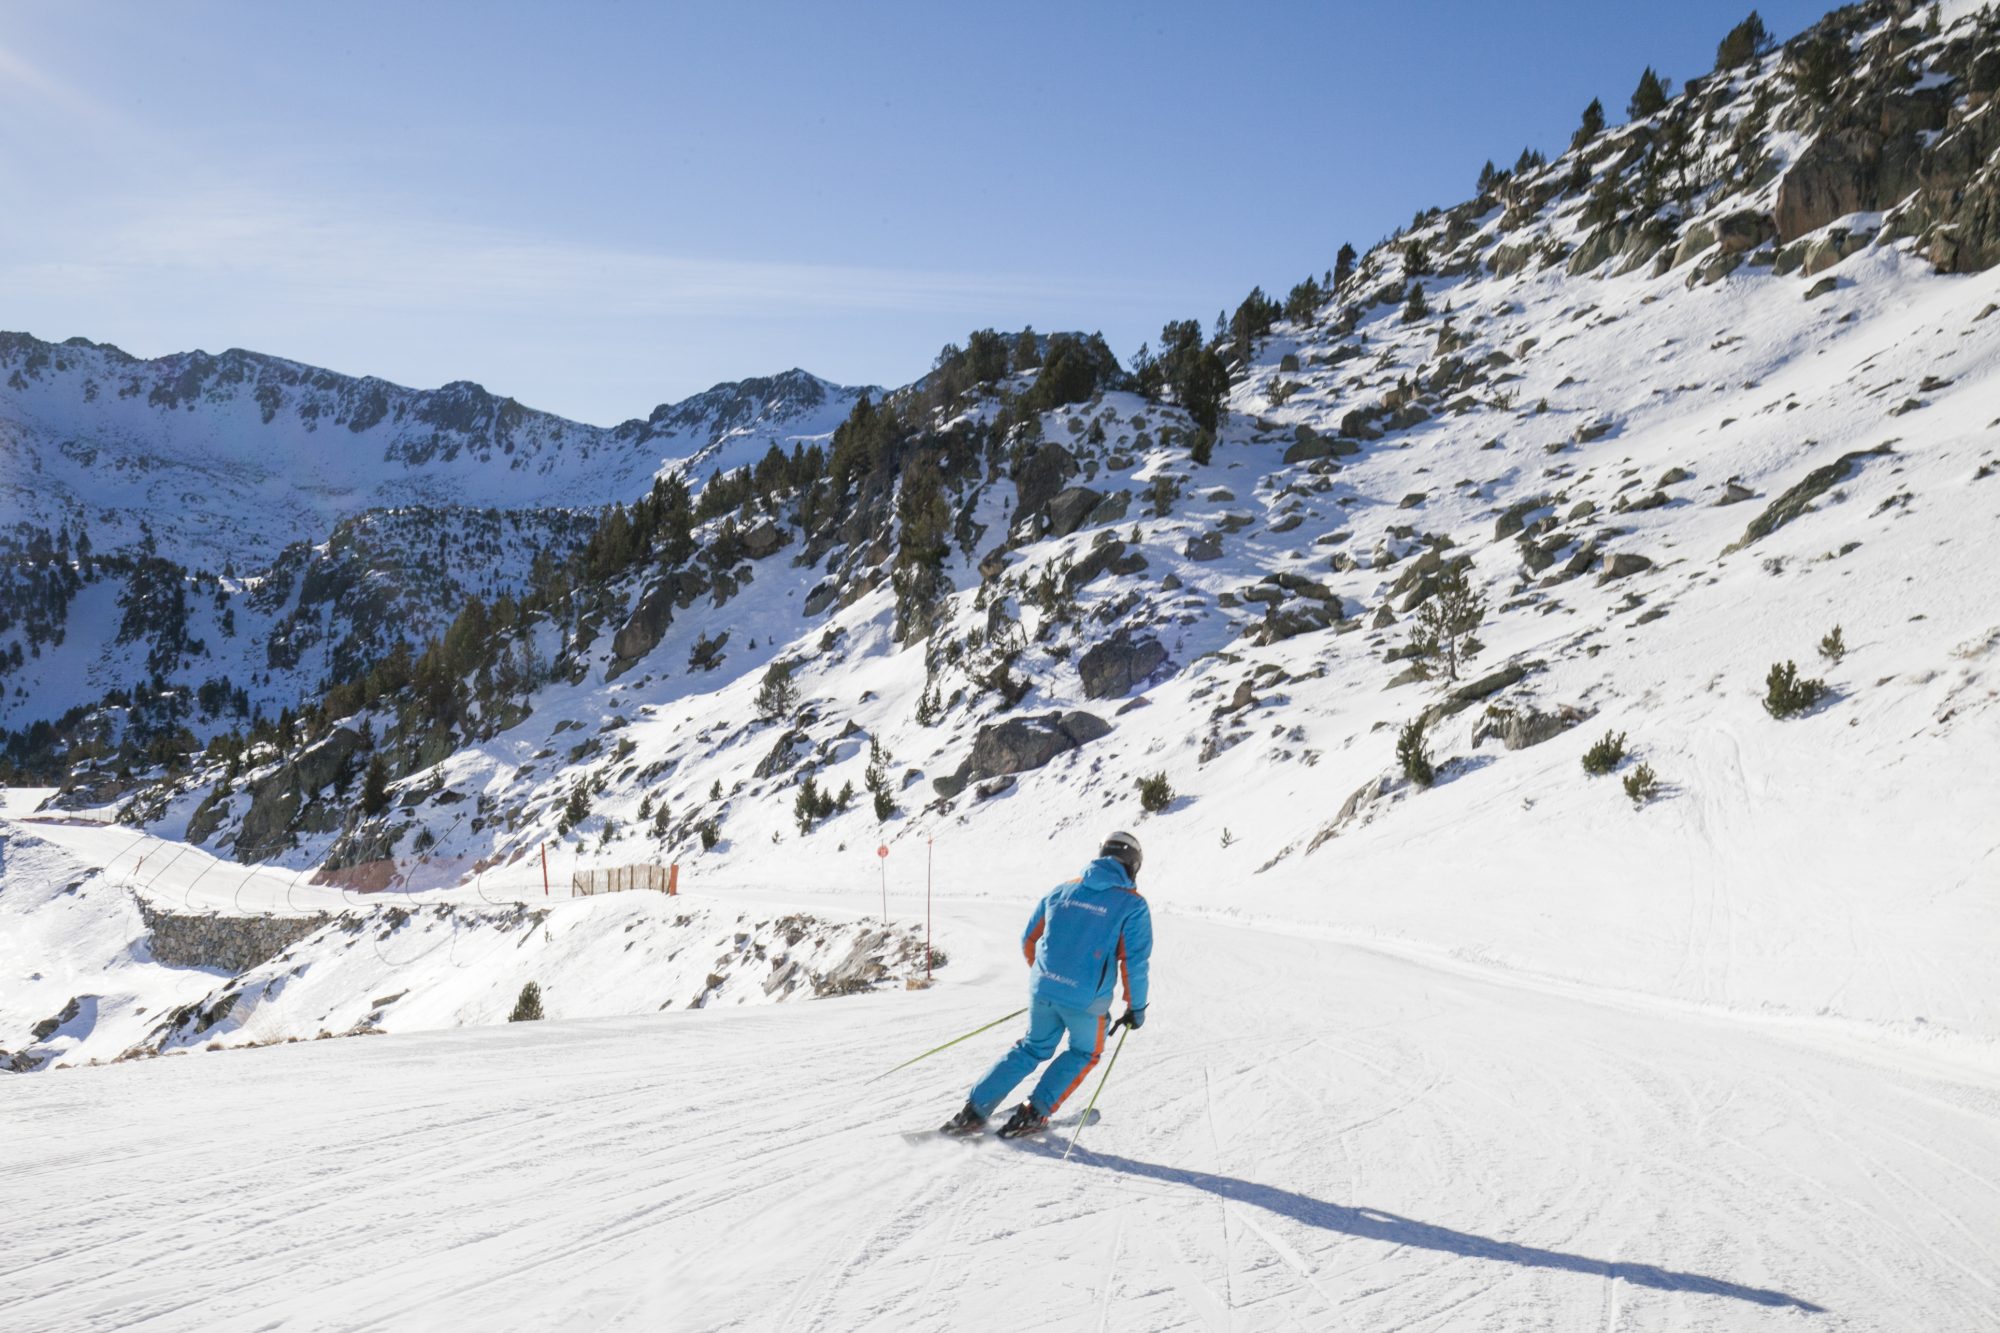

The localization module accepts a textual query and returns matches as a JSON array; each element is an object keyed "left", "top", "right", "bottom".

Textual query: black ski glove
[{"left": 1116, "top": 1006, "right": 1146, "bottom": 1031}]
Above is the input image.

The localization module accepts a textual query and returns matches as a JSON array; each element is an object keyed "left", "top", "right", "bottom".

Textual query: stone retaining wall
[{"left": 135, "top": 898, "right": 328, "bottom": 973}]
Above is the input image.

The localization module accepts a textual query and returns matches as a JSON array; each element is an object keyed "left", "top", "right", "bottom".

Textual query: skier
[{"left": 942, "top": 830, "right": 1152, "bottom": 1138}]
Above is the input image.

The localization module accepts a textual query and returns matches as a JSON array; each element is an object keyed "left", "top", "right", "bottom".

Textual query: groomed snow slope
[{"left": 4, "top": 887, "right": 1996, "bottom": 1332}]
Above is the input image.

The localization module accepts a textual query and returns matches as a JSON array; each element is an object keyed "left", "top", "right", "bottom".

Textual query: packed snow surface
[{"left": 4, "top": 815, "right": 1998, "bottom": 1330}]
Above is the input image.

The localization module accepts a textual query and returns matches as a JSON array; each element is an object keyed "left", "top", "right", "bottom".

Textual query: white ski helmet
[{"left": 1099, "top": 829, "right": 1143, "bottom": 877}]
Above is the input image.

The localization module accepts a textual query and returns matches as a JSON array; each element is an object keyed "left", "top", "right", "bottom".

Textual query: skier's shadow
[{"left": 1032, "top": 1146, "right": 1823, "bottom": 1313}]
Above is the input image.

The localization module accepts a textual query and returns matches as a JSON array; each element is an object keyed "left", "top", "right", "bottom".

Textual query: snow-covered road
[{"left": 5, "top": 897, "right": 1995, "bottom": 1332}]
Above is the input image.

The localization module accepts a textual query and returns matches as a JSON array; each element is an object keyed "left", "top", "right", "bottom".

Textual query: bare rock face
[
  {"left": 232, "top": 726, "right": 364, "bottom": 863},
  {"left": 1077, "top": 634, "right": 1167, "bottom": 700},
  {"left": 932, "top": 711, "right": 1111, "bottom": 797},
  {"left": 1013, "top": 443, "right": 1079, "bottom": 524},
  {"left": 1775, "top": 125, "right": 1921, "bottom": 244},
  {"left": 1475, "top": 704, "right": 1591, "bottom": 751},
  {"left": 608, "top": 576, "right": 682, "bottom": 680},
  {"left": 1726, "top": 444, "right": 1894, "bottom": 552},
  {"left": 741, "top": 521, "right": 786, "bottom": 559},
  {"left": 1046, "top": 486, "right": 1103, "bottom": 538}
]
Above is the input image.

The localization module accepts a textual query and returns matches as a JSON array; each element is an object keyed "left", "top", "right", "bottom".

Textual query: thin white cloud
[{"left": 4, "top": 188, "right": 1145, "bottom": 324}]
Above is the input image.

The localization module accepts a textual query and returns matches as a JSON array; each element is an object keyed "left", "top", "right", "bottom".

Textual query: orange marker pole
[{"left": 876, "top": 843, "right": 890, "bottom": 924}]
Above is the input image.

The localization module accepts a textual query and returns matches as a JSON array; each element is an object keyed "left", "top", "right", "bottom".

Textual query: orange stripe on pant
[{"left": 1047, "top": 1014, "right": 1106, "bottom": 1112}]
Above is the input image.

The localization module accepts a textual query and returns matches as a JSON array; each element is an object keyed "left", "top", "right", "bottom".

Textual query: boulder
[
  {"left": 1077, "top": 634, "right": 1167, "bottom": 699},
  {"left": 1013, "top": 443, "right": 1079, "bottom": 521},
  {"left": 1670, "top": 219, "right": 1718, "bottom": 268},
  {"left": 741, "top": 522, "right": 785, "bottom": 559},
  {"left": 1430, "top": 661, "right": 1537, "bottom": 720},
  {"left": 1598, "top": 552, "right": 1654, "bottom": 582},
  {"left": 1802, "top": 227, "right": 1866, "bottom": 277},
  {"left": 802, "top": 581, "right": 840, "bottom": 617},
  {"left": 292, "top": 726, "right": 363, "bottom": 796},
  {"left": 1714, "top": 209, "right": 1775, "bottom": 254},
  {"left": 1184, "top": 533, "right": 1224, "bottom": 562},
  {"left": 934, "top": 711, "right": 1113, "bottom": 796},
  {"left": 1087, "top": 490, "right": 1131, "bottom": 526},
  {"left": 1494, "top": 495, "right": 1549, "bottom": 541},
  {"left": 1046, "top": 486, "right": 1104, "bottom": 538}
]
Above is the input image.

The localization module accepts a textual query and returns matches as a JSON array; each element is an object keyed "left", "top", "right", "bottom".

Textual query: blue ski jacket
[{"left": 1021, "top": 856, "right": 1152, "bottom": 1017}]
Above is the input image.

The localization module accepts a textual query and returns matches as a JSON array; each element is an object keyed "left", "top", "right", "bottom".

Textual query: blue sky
[{"left": 1, "top": 1, "right": 1831, "bottom": 426}]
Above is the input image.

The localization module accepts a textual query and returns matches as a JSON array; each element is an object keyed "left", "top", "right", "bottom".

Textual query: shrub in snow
[
  {"left": 1137, "top": 772, "right": 1174, "bottom": 813},
  {"left": 1624, "top": 762, "right": 1661, "bottom": 807},
  {"left": 1764, "top": 661, "right": 1828, "bottom": 718},
  {"left": 697, "top": 817, "right": 721, "bottom": 851},
  {"left": 1397, "top": 716, "right": 1435, "bottom": 789},
  {"left": 1581, "top": 730, "right": 1628, "bottom": 776},
  {"left": 1402, "top": 284, "right": 1430, "bottom": 324},
  {"left": 509, "top": 982, "right": 544, "bottom": 1023},
  {"left": 1818, "top": 625, "right": 1847, "bottom": 664}
]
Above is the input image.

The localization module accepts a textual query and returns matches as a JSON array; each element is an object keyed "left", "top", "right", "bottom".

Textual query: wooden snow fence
[{"left": 572, "top": 863, "right": 678, "bottom": 897}]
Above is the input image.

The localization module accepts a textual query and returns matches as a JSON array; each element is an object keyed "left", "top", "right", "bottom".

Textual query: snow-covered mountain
[
  {"left": 53, "top": 0, "right": 1990, "bottom": 1045},
  {"left": 0, "top": 337, "right": 873, "bottom": 742},
  {"left": 0, "top": 334, "right": 871, "bottom": 569},
  {"left": 6, "top": 4, "right": 2000, "bottom": 1326}
]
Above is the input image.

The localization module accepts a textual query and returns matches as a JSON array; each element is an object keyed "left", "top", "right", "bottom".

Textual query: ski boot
[
  {"left": 997, "top": 1101, "right": 1050, "bottom": 1139},
  {"left": 940, "top": 1101, "right": 987, "bottom": 1137}
]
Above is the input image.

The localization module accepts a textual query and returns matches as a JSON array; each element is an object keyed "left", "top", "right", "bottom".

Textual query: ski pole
[
  {"left": 866, "top": 1007, "right": 1027, "bottom": 1084},
  {"left": 1063, "top": 1026, "right": 1128, "bottom": 1161}
]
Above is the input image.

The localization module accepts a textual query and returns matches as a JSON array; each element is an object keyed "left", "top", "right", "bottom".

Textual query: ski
[{"left": 901, "top": 1107, "right": 1099, "bottom": 1145}]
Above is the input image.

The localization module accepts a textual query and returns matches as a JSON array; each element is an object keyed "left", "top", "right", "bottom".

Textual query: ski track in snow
[{"left": 4, "top": 893, "right": 1997, "bottom": 1332}]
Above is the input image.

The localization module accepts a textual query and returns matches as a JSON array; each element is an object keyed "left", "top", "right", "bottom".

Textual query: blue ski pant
[{"left": 969, "top": 998, "right": 1107, "bottom": 1118}]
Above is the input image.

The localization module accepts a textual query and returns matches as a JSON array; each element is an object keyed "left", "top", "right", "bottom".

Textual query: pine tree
[
  {"left": 1402, "top": 283, "right": 1430, "bottom": 324},
  {"left": 1181, "top": 350, "right": 1230, "bottom": 436},
  {"left": 1571, "top": 98, "right": 1606, "bottom": 150},
  {"left": 360, "top": 753, "right": 392, "bottom": 816},
  {"left": 754, "top": 659, "right": 800, "bottom": 720},
  {"left": 1011, "top": 327, "right": 1040, "bottom": 371},
  {"left": 1334, "top": 242, "right": 1357, "bottom": 290},
  {"left": 891, "top": 454, "right": 952, "bottom": 643},
  {"left": 1396, "top": 716, "right": 1435, "bottom": 789},
  {"left": 1407, "top": 562, "right": 1486, "bottom": 681},
  {"left": 1715, "top": 12, "right": 1772, "bottom": 69},
  {"left": 1628, "top": 67, "right": 1670, "bottom": 121},
  {"left": 865, "top": 737, "right": 898, "bottom": 821},
  {"left": 509, "top": 981, "right": 544, "bottom": 1022}
]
